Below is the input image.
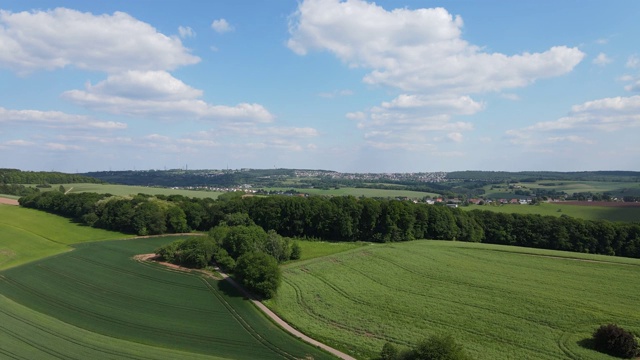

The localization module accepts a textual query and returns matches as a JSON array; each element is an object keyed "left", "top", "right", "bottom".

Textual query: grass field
[
  {"left": 262, "top": 187, "right": 439, "bottom": 199},
  {"left": 293, "top": 240, "right": 370, "bottom": 262},
  {"left": 0, "top": 236, "right": 335, "bottom": 360},
  {"left": 0, "top": 205, "right": 132, "bottom": 270},
  {"left": 483, "top": 180, "right": 640, "bottom": 198},
  {"left": 265, "top": 240, "right": 640, "bottom": 359},
  {"left": 463, "top": 202, "right": 640, "bottom": 222},
  {"left": 37, "top": 183, "right": 225, "bottom": 199}
]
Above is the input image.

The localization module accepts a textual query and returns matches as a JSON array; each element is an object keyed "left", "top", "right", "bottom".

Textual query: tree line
[
  {"left": 0, "top": 169, "right": 102, "bottom": 185},
  {"left": 18, "top": 191, "right": 640, "bottom": 259}
]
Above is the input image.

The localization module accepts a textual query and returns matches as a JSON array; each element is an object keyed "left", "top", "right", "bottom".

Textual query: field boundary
[{"left": 138, "top": 254, "right": 356, "bottom": 360}]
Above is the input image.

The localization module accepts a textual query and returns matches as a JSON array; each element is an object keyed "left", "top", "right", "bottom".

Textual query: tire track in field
[
  {"left": 200, "top": 278, "right": 300, "bottom": 360},
  {"left": 0, "top": 275, "right": 252, "bottom": 349},
  {"left": 36, "top": 264, "right": 225, "bottom": 316},
  {"left": 69, "top": 255, "right": 207, "bottom": 291},
  {"left": 0, "top": 306, "right": 155, "bottom": 360},
  {"left": 285, "top": 257, "right": 562, "bottom": 359}
]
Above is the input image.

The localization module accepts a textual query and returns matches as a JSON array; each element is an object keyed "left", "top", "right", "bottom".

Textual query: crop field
[
  {"left": 263, "top": 187, "right": 438, "bottom": 199},
  {"left": 265, "top": 240, "right": 640, "bottom": 359},
  {"left": 0, "top": 205, "right": 132, "bottom": 270},
  {"left": 463, "top": 202, "right": 640, "bottom": 222},
  {"left": 38, "top": 183, "right": 224, "bottom": 199},
  {"left": 483, "top": 180, "right": 640, "bottom": 198},
  {"left": 0, "top": 236, "right": 334, "bottom": 360}
]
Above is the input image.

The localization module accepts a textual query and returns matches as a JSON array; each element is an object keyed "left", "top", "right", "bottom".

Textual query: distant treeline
[
  {"left": 0, "top": 169, "right": 102, "bottom": 185},
  {"left": 19, "top": 191, "right": 640, "bottom": 259},
  {"left": 0, "top": 183, "right": 40, "bottom": 197}
]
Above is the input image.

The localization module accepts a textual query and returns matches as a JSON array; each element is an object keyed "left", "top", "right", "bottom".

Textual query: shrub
[
  {"left": 234, "top": 252, "right": 281, "bottom": 299},
  {"left": 592, "top": 324, "right": 639, "bottom": 358}
]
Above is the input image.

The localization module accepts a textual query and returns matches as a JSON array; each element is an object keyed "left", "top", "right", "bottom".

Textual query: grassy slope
[
  {"left": 43, "top": 183, "right": 224, "bottom": 199},
  {"left": 0, "top": 236, "right": 335, "bottom": 360},
  {"left": 0, "top": 294, "right": 229, "bottom": 360},
  {"left": 0, "top": 205, "right": 131, "bottom": 270},
  {"left": 266, "top": 240, "right": 640, "bottom": 359},
  {"left": 462, "top": 202, "right": 640, "bottom": 222}
]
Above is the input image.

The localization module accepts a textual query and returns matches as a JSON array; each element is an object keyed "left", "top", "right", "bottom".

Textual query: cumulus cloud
[
  {"left": 62, "top": 71, "right": 274, "bottom": 122},
  {"left": 0, "top": 107, "right": 127, "bottom": 130},
  {"left": 211, "top": 18, "right": 233, "bottom": 33},
  {"left": 592, "top": 52, "right": 612, "bottom": 66},
  {"left": 288, "top": 0, "right": 584, "bottom": 94},
  {"left": 178, "top": 26, "right": 195, "bottom": 38},
  {"left": 627, "top": 55, "right": 640, "bottom": 69},
  {"left": 45, "top": 142, "right": 83, "bottom": 151},
  {"left": 288, "top": 0, "right": 584, "bottom": 151},
  {"left": 0, "top": 8, "right": 200, "bottom": 73},
  {"left": 506, "top": 95, "right": 640, "bottom": 145}
]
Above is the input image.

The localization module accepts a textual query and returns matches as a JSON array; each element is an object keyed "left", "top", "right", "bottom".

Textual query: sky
[{"left": 1, "top": 0, "right": 639, "bottom": 173}]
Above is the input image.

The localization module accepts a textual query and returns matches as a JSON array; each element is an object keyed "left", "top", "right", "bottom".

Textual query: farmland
[
  {"left": 0, "top": 204, "right": 133, "bottom": 270},
  {"left": 265, "top": 240, "right": 640, "bottom": 359},
  {"left": 262, "top": 187, "right": 438, "bottom": 199},
  {"left": 463, "top": 202, "right": 640, "bottom": 222},
  {"left": 0, "top": 236, "right": 335, "bottom": 360},
  {"left": 40, "top": 183, "right": 225, "bottom": 199}
]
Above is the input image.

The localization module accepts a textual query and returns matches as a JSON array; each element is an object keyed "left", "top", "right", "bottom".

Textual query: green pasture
[
  {"left": 463, "top": 202, "right": 640, "bottom": 222},
  {"left": 0, "top": 294, "right": 229, "bottom": 360},
  {"left": 293, "top": 240, "right": 369, "bottom": 262},
  {"left": 263, "top": 187, "right": 438, "bottom": 199},
  {"left": 0, "top": 236, "right": 335, "bottom": 360},
  {"left": 483, "top": 180, "right": 640, "bottom": 198},
  {"left": 39, "top": 183, "right": 224, "bottom": 199},
  {"left": 266, "top": 240, "right": 640, "bottom": 359},
  {"left": 0, "top": 205, "right": 131, "bottom": 270}
]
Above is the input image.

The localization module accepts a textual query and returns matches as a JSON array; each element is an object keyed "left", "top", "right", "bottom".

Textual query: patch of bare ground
[
  {"left": 133, "top": 253, "right": 222, "bottom": 280},
  {"left": 0, "top": 197, "right": 19, "bottom": 206}
]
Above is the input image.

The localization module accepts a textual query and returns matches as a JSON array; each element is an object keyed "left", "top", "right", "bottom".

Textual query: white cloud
[
  {"left": 5, "top": 139, "right": 34, "bottom": 146},
  {"left": 62, "top": 71, "right": 274, "bottom": 122},
  {"left": 318, "top": 89, "right": 354, "bottom": 98},
  {"left": 627, "top": 55, "right": 640, "bottom": 69},
  {"left": 592, "top": 52, "right": 612, "bottom": 66},
  {"left": 178, "top": 26, "right": 195, "bottom": 38},
  {"left": 380, "top": 94, "right": 484, "bottom": 114},
  {"left": 507, "top": 95, "right": 640, "bottom": 145},
  {"left": 624, "top": 79, "right": 640, "bottom": 92},
  {"left": 288, "top": 0, "right": 584, "bottom": 94},
  {"left": 0, "top": 8, "right": 200, "bottom": 73},
  {"left": 211, "top": 18, "right": 233, "bottom": 33},
  {"left": 0, "top": 107, "right": 127, "bottom": 130},
  {"left": 447, "top": 132, "right": 463, "bottom": 142},
  {"left": 45, "top": 142, "right": 83, "bottom": 151}
]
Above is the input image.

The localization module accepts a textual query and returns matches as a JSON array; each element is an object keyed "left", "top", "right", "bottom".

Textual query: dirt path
[
  {"left": 0, "top": 197, "right": 19, "bottom": 206},
  {"left": 139, "top": 253, "right": 357, "bottom": 360}
]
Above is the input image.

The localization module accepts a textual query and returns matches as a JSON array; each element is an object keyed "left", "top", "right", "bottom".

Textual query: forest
[{"left": 18, "top": 190, "right": 640, "bottom": 259}]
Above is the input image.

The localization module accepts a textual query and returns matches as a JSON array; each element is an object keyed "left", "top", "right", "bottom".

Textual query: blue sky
[{"left": 1, "top": 0, "right": 639, "bottom": 173}]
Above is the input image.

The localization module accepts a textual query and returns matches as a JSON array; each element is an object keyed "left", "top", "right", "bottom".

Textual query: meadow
[
  {"left": 0, "top": 236, "right": 335, "bottom": 360},
  {"left": 262, "top": 187, "right": 438, "bottom": 199},
  {"left": 0, "top": 204, "right": 133, "bottom": 270},
  {"left": 463, "top": 202, "right": 640, "bottom": 222},
  {"left": 43, "top": 183, "right": 225, "bottom": 199},
  {"left": 265, "top": 240, "right": 640, "bottom": 359}
]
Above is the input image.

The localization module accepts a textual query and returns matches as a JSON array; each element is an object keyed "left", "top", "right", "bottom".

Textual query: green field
[
  {"left": 483, "top": 180, "right": 640, "bottom": 198},
  {"left": 263, "top": 187, "right": 438, "bottom": 199},
  {"left": 265, "top": 240, "right": 640, "bottom": 359},
  {"left": 463, "top": 202, "right": 640, "bottom": 222},
  {"left": 294, "top": 240, "right": 370, "bottom": 261},
  {"left": 0, "top": 205, "right": 133, "bottom": 270},
  {"left": 0, "top": 236, "right": 335, "bottom": 360},
  {"left": 38, "top": 183, "right": 225, "bottom": 199}
]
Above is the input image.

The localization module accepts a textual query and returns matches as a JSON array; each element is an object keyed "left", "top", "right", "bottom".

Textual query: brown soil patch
[
  {"left": 133, "top": 253, "right": 222, "bottom": 279},
  {"left": 556, "top": 201, "right": 640, "bottom": 208},
  {"left": 0, "top": 197, "right": 19, "bottom": 206}
]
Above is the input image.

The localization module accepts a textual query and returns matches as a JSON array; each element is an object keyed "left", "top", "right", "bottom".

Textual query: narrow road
[{"left": 216, "top": 269, "right": 358, "bottom": 360}]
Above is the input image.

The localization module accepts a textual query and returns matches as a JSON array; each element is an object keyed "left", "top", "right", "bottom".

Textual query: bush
[
  {"left": 378, "top": 335, "right": 470, "bottom": 360},
  {"left": 234, "top": 252, "right": 281, "bottom": 299},
  {"left": 592, "top": 324, "right": 639, "bottom": 358}
]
